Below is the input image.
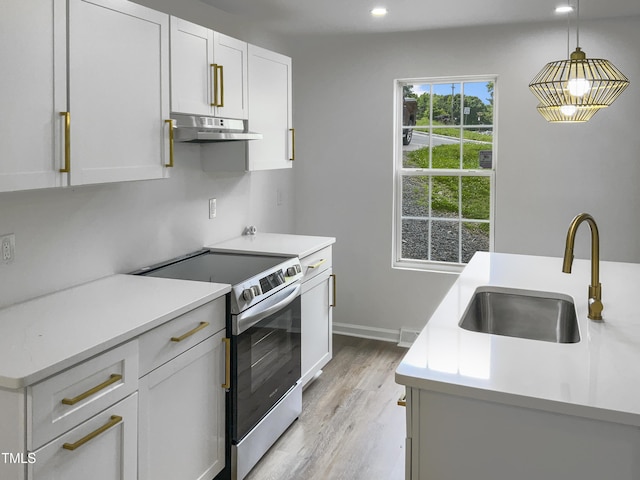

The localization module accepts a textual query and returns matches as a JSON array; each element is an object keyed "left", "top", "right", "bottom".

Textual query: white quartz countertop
[
  {"left": 0, "top": 274, "right": 230, "bottom": 389},
  {"left": 208, "top": 233, "right": 335, "bottom": 258},
  {"left": 396, "top": 252, "right": 640, "bottom": 426}
]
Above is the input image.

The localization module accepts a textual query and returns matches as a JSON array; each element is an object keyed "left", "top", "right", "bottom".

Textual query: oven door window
[{"left": 233, "top": 295, "right": 301, "bottom": 441}]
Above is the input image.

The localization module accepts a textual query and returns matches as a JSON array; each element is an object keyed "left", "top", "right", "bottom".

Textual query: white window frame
[{"left": 392, "top": 75, "right": 498, "bottom": 274}]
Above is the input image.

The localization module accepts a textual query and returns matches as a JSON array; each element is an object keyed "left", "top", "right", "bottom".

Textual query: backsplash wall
[{"left": 0, "top": 142, "right": 294, "bottom": 309}]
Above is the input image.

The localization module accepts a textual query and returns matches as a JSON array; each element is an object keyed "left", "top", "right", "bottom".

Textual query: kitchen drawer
[
  {"left": 29, "top": 392, "right": 138, "bottom": 480},
  {"left": 29, "top": 340, "right": 138, "bottom": 450},
  {"left": 139, "top": 297, "right": 226, "bottom": 377},
  {"left": 301, "top": 246, "right": 332, "bottom": 283}
]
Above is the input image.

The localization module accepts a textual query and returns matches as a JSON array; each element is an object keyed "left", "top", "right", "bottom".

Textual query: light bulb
[
  {"left": 560, "top": 105, "right": 578, "bottom": 116},
  {"left": 566, "top": 78, "right": 591, "bottom": 97}
]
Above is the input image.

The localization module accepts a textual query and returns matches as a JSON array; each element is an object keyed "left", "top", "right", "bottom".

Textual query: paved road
[{"left": 403, "top": 130, "right": 460, "bottom": 152}]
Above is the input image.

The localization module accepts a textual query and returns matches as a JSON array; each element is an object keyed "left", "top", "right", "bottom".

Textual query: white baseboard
[{"left": 333, "top": 322, "right": 419, "bottom": 348}]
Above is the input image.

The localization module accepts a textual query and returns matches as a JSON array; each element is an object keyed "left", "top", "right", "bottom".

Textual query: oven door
[{"left": 232, "top": 282, "right": 301, "bottom": 442}]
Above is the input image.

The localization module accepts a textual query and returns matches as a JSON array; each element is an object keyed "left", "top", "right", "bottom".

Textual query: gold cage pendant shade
[{"left": 530, "top": 47, "right": 629, "bottom": 123}]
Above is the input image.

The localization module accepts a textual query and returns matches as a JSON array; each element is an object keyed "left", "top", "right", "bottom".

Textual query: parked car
[{"left": 403, "top": 98, "right": 417, "bottom": 145}]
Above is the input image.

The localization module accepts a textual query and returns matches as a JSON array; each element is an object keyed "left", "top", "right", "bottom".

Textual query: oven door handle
[{"left": 234, "top": 283, "right": 301, "bottom": 335}]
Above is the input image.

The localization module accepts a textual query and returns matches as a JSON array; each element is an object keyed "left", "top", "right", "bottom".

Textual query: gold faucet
[{"left": 562, "top": 213, "right": 603, "bottom": 320}]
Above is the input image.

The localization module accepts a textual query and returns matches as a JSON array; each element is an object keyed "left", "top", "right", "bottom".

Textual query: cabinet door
[
  {"left": 138, "top": 332, "right": 226, "bottom": 480},
  {"left": 68, "top": 0, "right": 170, "bottom": 185},
  {"left": 213, "top": 33, "right": 248, "bottom": 120},
  {"left": 170, "top": 17, "right": 214, "bottom": 116},
  {"left": 0, "top": 0, "right": 67, "bottom": 192},
  {"left": 29, "top": 393, "right": 137, "bottom": 480},
  {"left": 301, "top": 268, "right": 333, "bottom": 387},
  {"left": 247, "top": 45, "right": 293, "bottom": 171}
]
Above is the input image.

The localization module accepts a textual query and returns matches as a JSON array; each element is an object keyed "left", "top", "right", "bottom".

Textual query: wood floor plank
[{"left": 245, "top": 334, "right": 407, "bottom": 480}]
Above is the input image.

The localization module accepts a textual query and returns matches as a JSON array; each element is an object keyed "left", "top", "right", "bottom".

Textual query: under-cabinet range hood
[{"left": 171, "top": 113, "right": 262, "bottom": 142}]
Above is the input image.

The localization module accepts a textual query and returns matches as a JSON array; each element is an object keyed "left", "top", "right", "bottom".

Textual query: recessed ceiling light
[
  {"left": 555, "top": 5, "right": 574, "bottom": 14},
  {"left": 371, "top": 7, "right": 388, "bottom": 17}
]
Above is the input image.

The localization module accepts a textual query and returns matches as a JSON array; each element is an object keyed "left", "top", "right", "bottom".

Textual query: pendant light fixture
[{"left": 528, "top": 1, "right": 629, "bottom": 123}]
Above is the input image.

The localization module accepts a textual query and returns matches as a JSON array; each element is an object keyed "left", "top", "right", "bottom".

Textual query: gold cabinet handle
[
  {"left": 209, "top": 64, "right": 224, "bottom": 107},
  {"left": 59, "top": 112, "right": 70, "bottom": 173},
  {"left": 307, "top": 258, "right": 327, "bottom": 269},
  {"left": 211, "top": 63, "right": 219, "bottom": 107},
  {"left": 330, "top": 273, "right": 337, "bottom": 307},
  {"left": 397, "top": 392, "right": 407, "bottom": 407},
  {"left": 217, "top": 64, "right": 224, "bottom": 107},
  {"left": 222, "top": 337, "right": 231, "bottom": 389},
  {"left": 62, "top": 415, "right": 122, "bottom": 451},
  {"left": 170, "top": 321, "right": 209, "bottom": 342},
  {"left": 289, "top": 128, "right": 296, "bottom": 161},
  {"left": 61, "top": 374, "right": 122, "bottom": 406},
  {"left": 165, "top": 119, "right": 174, "bottom": 168}
]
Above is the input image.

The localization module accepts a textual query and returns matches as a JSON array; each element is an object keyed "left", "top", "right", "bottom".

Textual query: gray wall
[
  {"left": 289, "top": 17, "right": 640, "bottom": 335},
  {"left": 0, "top": 0, "right": 294, "bottom": 308}
]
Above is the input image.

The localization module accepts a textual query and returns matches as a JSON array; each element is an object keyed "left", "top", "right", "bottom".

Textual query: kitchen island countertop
[{"left": 395, "top": 252, "right": 640, "bottom": 426}]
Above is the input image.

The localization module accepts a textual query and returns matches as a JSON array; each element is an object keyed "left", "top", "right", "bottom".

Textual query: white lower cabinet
[
  {"left": 138, "top": 332, "right": 226, "bottom": 480},
  {"left": 404, "top": 387, "right": 640, "bottom": 480},
  {"left": 301, "top": 268, "right": 334, "bottom": 387},
  {"left": 29, "top": 393, "right": 138, "bottom": 480},
  {"left": 0, "top": 297, "right": 228, "bottom": 480},
  {"left": 300, "top": 245, "right": 335, "bottom": 387}
]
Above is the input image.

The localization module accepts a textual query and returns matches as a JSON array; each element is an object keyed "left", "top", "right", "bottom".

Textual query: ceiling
[{"left": 200, "top": 0, "right": 640, "bottom": 36}]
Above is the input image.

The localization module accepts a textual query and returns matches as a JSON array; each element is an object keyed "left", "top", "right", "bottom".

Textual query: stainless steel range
[{"left": 133, "top": 250, "right": 303, "bottom": 480}]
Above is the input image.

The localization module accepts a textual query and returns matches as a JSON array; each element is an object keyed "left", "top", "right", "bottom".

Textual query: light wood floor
[{"left": 245, "top": 334, "right": 408, "bottom": 480}]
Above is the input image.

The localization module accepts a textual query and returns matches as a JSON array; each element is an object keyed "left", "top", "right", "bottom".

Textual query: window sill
[{"left": 392, "top": 259, "right": 465, "bottom": 275}]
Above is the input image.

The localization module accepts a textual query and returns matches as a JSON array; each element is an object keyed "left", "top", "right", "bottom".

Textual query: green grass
[{"left": 405, "top": 143, "right": 491, "bottom": 225}]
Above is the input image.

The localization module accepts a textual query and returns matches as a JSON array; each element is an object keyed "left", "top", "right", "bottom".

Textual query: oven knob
[
  {"left": 242, "top": 288, "right": 255, "bottom": 302},
  {"left": 251, "top": 285, "right": 262, "bottom": 297},
  {"left": 286, "top": 266, "right": 297, "bottom": 277}
]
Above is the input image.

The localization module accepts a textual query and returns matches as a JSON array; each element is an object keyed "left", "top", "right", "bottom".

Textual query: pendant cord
[
  {"left": 576, "top": 0, "right": 580, "bottom": 48},
  {"left": 566, "top": 8, "right": 570, "bottom": 57}
]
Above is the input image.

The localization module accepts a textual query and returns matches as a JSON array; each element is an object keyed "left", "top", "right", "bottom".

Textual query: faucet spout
[{"left": 562, "top": 213, "right": 603, "bottom": 320}]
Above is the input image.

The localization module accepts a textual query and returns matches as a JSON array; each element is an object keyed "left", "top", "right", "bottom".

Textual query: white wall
[
  {"left": 289, "top": 17, "right": 640, "bottom": 335},
  {"left": 0, "top": 0, "right": 294, "bottom": 309}
]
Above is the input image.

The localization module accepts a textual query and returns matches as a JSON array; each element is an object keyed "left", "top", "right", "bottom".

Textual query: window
[{"left": 393, "top": 77, "right": 496, "bottom": 273}]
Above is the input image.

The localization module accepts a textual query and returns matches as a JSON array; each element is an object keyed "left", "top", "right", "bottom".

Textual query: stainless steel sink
[{"left": 459, "top": 287, "right": 580, "bottom": 343}]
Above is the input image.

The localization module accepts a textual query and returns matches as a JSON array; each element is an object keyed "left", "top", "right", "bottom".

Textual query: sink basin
[{"left": 459, "top": 287, "right": 580, "bottom": 343}]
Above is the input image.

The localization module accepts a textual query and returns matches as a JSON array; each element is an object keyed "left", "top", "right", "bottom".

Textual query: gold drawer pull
[
  {"left": 397, "top": 392, "right": 407, "bottom": 407},
  {"left": 171, "top": 321, "right": 209, "bottom": 342},
  {"left": 61, "top": 374, "right": 122, "bottom": 406},
  {"left": 307, "top": 258, "right": 327, "bottom": 269},
  {"left": 62, "top": 415, "right": 122, "bottom": 451},
  {"left": 222, "top": 337, "right": 231, "bottom": 389}
]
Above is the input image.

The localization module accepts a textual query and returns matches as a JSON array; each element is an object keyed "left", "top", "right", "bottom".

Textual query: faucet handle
[{"left": 588, "top": 297, "right": 603, "bottom": 321}]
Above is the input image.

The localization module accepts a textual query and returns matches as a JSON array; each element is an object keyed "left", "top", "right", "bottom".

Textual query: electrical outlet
[
  {"left": 1, "top": 234, "right": 15, "bottom": 264},
  {"left": 209, "top": 198, "right": 217, "bottom": 219}
]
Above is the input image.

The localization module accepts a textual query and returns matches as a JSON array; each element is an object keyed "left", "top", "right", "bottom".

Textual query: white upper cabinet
[
  {"left": 68, "top": 0, "right": 171, "bottom": 185},
  {"left": 0, "top": 0, "right": 67, "bottom": 192},
  {"left": 170, "top": 17, "right": 248, "bottom": 120},
  {"left": 247, "top": 45, "right": 293, "bottom": 171}
]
